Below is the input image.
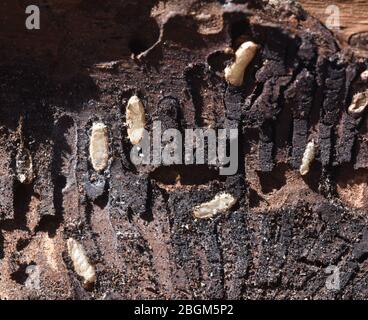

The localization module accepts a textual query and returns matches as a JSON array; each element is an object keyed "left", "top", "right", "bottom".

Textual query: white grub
[
  {"left": 126, "top": 95, "right": 146, "bottom": 145},
  {"left": 299, "top": 140, "right": 316, "bottom": 176},
  {"left": 67, "top": 238, "right": 96, "bottom": 288},
  {"left": 193, "top": 193, "right": 237, "bottom": 219},
  {"left": 348, "top": 91, "right": 368, "bottom": 116},
  {"left": 360, "top": 70, "right": 368, "bottom": 82},
  {"left": 89, "top": 122, "right": 109, "bottom": 172},
  {"left": 224, "top": 41, "right": 258, "bottom": 86}
]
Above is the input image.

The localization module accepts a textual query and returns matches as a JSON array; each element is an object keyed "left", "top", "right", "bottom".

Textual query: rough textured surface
[
  {"left": 0, "top": 0, "right": 367, "bottom": 300},
  {"left": 299, "top": 0, "right": 368, "bottom": 58}
]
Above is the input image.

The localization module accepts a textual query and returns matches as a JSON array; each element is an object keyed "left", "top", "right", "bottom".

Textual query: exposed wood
[{"left": 299, "top": 0, "right": 368, "bottom": 55}]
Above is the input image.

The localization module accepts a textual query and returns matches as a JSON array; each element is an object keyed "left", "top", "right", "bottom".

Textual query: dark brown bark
[{"left": 0, "top": 0, "right": 367, "bottom": 299}]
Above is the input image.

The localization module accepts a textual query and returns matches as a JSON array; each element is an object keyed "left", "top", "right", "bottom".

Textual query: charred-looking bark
[{"left": 0, "top": 0, "right": 367, "bottom": 299}]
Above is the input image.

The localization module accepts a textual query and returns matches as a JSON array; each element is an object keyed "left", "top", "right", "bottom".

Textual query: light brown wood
[{"left": 299, "top": 0, "right": 368, "bottom": 54}]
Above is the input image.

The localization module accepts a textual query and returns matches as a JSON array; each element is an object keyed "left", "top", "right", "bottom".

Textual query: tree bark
[{"left": 0, "top": 0, "right": 367, "bottom": 299}]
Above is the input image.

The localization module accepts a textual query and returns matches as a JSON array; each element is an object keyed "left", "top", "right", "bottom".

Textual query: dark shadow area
[
  {"left": 184, "top": 64, "right": 206, "bottom": 127},
  {"left": 0, "top": 182, "right": 35, "bottom": 231},
  {"left": 85, "top": 201, "right": 93, "bottom": 228},
  {"left": 249, "top": 188, "right": 264, "bottom": 208},
  {"left": 0, "top": 232, "right": 4, "bottom": 259},
  {"left": 10, "top": 262, "right": 34, "bottom": 285},
  {"left": 257, "top": 163, "right": 288, "bottom": 194},
  {"left": 274, "top": 94, "right": 293, "bottom": 151},
  {"left": 34, "top": 116, "right": 74, "bottom": 236},
  {"left": 16, "top": 238, "right": 31, "bottom": 252},
  {"left": 139, "top": 180, "right": 153, "bottom": 223},
  {"left": 94, "top": 187, "right": 109, "bottom": 210},
  {"left": 251, "top": 23, "right": 300, "bottom": 69},
  {"left": 163, "top": 15, "right": 206, "bottom": 49},
  {"left": 34, "top": 175, "right": 67, "bottom": 237},
  {"left": 229, "top": 20, "right": 251, "bottom": 48},
  {"left": 0, "top": 0, "right": 160, "bottom": 68},
  {"left": 207, "top": 50, "right": 233, "bottom": 74},
  {"left": 302, "top": 160, "right": 322, "bottom": 194},
  {"left": 128, "top": 17, "right": 160, "bottom": 56}
]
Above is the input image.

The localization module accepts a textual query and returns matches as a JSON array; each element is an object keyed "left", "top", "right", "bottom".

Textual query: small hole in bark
[
  {"left": 258, "top": 163, "right": 288, "bottom": 194},
  {"left": 128, "top": 18, "right": 160, "bottom": 55},
  {"left": 140, "top": 211, "right": 153, "bottom": 223},
  {"left": 13, "top": 182, "right": 33, "bottom": 229},
  {"left": 129, "top": 39, "right": 148, "bottom": 56},
  {"left": 127, "top": 207, "right": 134, "bottom": 223},
  {"left": 249, "top": 188, "right": 264, "bottom": 208},
  {"left": 184, "top": 63, "right": 206, "bottom": 127},
  {"left": 207, "top": 51, "right": 233, "bottom": 73},
  {"left": 94, "top": 187, "right": 109, "bottom": 209},
  {"left": 34, "top": 175, "right": 66, "bottom": 237},
  {"left": 11, "top": 262, "right": 34, "bottom": 285},
  {"left": 16, "top": 238, "right": 31, "bottom": 252},
  {"left": 230, "top": 20, "right": 251, "bottom": 48},
  {"left": 136, "top": 244, "right": 146, "bottom": 254}
]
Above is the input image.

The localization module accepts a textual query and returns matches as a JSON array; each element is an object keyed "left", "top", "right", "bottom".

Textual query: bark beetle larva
[
  {"left": 348, "top": 91, "right": 368, "bottom": 117},
  {"left": 193, "top": 193, "right": 237, "bottom": 219},
  {"left": 67, "top": 238, "right": 96, "bottom": 288},
  {"left": 224, "top": 41, "right": 258, "bottom": 86},
  {"left": 126, "top": 95, "right": 146, "bottom": 145},
  {"left": 89, "top": 122, "right": 109, "bottom": 172},
  {"left": 299, "top": 140, "right": 316, "bottom": 176}
]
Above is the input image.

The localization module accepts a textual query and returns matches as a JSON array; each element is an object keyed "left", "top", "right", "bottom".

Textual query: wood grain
[{"left": 299, "top": 0, "right": 368, "bottom": 54}]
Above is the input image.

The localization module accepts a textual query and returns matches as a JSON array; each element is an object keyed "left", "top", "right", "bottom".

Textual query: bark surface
[{"left": 0, "top": 0, "right": 367, "bottom": 299}]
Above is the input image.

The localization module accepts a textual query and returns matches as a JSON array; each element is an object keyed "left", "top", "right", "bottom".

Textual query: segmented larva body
[
  {"left": 89, "top": 122, "right": 109, "bottom": 172},
  {"left": 67, "top": 238, "right": 96, "bottom": 287},
  {"left": 299, "top": 140, "right": 316, "bottom": 176},
  {"left": 224, "top": 41, "right": 258, "bottom": 86},
  {"left": 193, "top": 193, "right": 237, "bottom": 219},
  {"left": 348, "top": 90, "right": 368, "bottom": 117},
  {"left": 126, "top": 95, "right": 146, "bottom": 145}
]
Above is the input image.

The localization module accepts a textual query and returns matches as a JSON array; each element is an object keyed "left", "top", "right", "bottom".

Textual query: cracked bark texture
[{"left": 0, "top": 0, "right": 368, "bottom": 300}]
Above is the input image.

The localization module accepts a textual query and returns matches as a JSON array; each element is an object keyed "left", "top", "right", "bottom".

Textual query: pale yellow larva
[
  {"left": 126, "top": 95, "right": 146, "bottom": 145},
  {"left": 224, "top": 41, "right": 258, "bottom": 86},
  {"left": 348, "top": 90, "right": 368, "bottom": 117},
  {"left": 89, "top": 122, "right": 109, "bottom": 172},
  {"left": 67, "top": 238, "right": 96, "bottom": 288},
  {"left": 193, "top": 193, "right": 237, "bottom": 219},
  {"left": 299, "top": 140, "right": 316, "bottom": 176}
]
